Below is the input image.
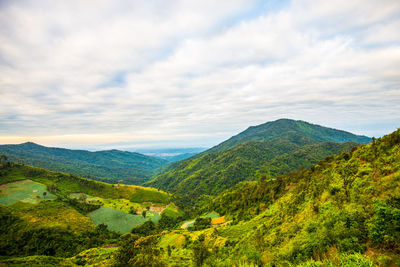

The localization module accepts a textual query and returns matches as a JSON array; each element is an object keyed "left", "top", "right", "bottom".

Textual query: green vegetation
[
  {"left": 1, "top": 120, "right": 399, "bottom": 267},
  {"left": 0, "top": 141, "right": 168, "bottom": 184}
]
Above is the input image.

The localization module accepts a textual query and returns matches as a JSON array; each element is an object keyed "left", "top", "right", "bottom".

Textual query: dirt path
[
  {"left": 149, "top": 203, "right": 171, "bottom": 215},
  {"left": 181, "top": 220, "right": 195, "bottom": 229}
]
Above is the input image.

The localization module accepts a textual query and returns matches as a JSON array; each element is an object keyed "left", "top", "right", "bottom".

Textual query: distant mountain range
[
  {"left": 0, "top": 142, "right": 168, "bottom": 184},
  {"left": 146, "top": 119, "right": 371, "bottom": 202}
]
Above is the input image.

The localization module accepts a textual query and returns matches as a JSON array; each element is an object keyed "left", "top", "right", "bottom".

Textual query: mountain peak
[
  {"left": 206, "top": 119, "right": 371, "bottom": 154},
  {"left": 21, "top": 141, "right": 41, "bottom": 147}
]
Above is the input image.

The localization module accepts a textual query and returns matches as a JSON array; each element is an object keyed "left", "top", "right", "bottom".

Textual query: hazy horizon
[
  {"left": 1, "top": 0, "right": 399, "bottom": 149},
  {"left": 0, "top": 118, "right": 378, "bottom": 151}
]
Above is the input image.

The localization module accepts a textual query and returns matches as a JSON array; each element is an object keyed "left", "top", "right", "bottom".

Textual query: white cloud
[{"left": 0, "top": 0, "right": 399, "bottom": 149}]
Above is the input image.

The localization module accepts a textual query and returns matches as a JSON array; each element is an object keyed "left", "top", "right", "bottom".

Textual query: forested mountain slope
[
  {"left": 157, "top": 127, "right": 400, "bottom": 266},
  {"left": 0, "top": 142, "right": 168, "bottom": 184},
  {"left": 147, "top": 119, "right": 370, "bottom": 204}
]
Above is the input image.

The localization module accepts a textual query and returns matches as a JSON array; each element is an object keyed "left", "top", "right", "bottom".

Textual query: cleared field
[
  {"left": 88, "top": 206, "right": 147, "bottom": 234},
  {"left": 202, "top": 211, "right": 220, "bottom": 219},
  {"left": 0, "top": 179, "right": 56, "bottom": 205}
]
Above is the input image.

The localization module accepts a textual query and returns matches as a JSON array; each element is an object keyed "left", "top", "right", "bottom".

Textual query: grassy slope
[
  {"left": 0, "top": 163, "right": 171, "bottom": 204},
  {"left": 0, "top": 142, "right": 168, "bottom": 184}
]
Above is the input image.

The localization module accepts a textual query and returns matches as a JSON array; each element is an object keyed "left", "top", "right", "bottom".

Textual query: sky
[{"left": 0, "top": 0, "right": 399, "bottom": 150}]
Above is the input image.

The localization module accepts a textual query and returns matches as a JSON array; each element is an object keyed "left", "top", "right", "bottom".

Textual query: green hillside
[
  {"left": 147, "top": 119, "right": 369, "bottom": 206},
  {"left": 0, "top": 142, "right": 168, "bottom": 184},
  {"left": 170, "top": 127, "right": 399, "bottom": 266},
  {"left": 0, "top": 162, "right": 180, "bottom": 261}
]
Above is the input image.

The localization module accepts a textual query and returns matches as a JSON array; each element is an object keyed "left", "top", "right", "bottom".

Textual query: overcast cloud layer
[{"left": 0, "top": 0, "right": 399, "bottom": 150}]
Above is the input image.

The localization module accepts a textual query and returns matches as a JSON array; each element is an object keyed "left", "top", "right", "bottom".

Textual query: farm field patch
[
  {"left": 88, "top": 206, "right": 147, "bottom": 234},
  {"left": 0, "top": 179, "right": 56, "bottom": 205}
]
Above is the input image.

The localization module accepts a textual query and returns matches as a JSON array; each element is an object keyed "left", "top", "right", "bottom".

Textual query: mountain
[
  {"left": 0, "top": 142, "right": 168, "bottom": 184},
  {"left": 146, "top": 119, "right": 371, "bottom": 202},
  {"left": 206, "top": 118, "right": 371, "bottom": 154}
]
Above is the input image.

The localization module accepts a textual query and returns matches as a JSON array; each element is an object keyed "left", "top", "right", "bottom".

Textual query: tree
[
  {"left": 115, "top": 234, "right": 165, "bottom": 267},
  {"left": 340, "top": 162, "right": 358, "bottom": 199},
  {"left": 114, "top": 234, "right": 140, "bottom": 266},
  {"left": 167, "top": 245, "right": 172, "bottom": 256},
  {"left": 192, "top": 234, "right": 210, "bottom": 267},
  {"left": 78, "top": 193, "right": 87, "bottom": 202},
  {"left": 0, "top": 155, "right": 8, "bottom": 168},
  {"left": 0, "top": 154, "right": 7, "bottom": 163},
  {"left": 131, "top": 221, "right": 155, "bottom": 236},
  {"left": 189, "top": 217, "right": 211, "bottom": 231},
  {"left": 129, "top": 207, "right": 138, "bottom": 215}
]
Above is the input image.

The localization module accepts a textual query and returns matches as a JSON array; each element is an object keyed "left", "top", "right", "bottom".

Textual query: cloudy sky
[{"left": 0, "top": 0, "right": 399, "bottom": 150}]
